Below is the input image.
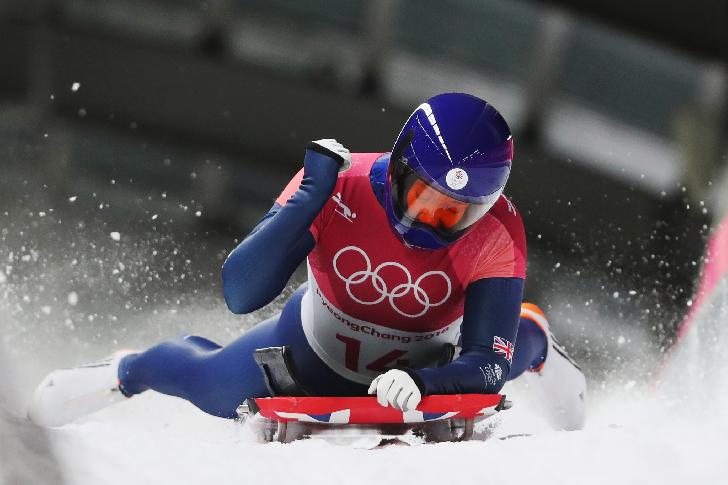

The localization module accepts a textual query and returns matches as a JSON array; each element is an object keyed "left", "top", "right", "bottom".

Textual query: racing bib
[{"left": 301, "top": 264, "right": 461, "bottom": 384}]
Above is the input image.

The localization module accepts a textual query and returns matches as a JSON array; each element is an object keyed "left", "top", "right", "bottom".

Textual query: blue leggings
[{"left": 118, "top": 287, "right": 547, "bottom": 418}]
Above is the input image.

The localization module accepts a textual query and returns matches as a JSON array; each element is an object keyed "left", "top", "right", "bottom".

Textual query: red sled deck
[
  {"left": 241, "top": 394, "right": 510, "bottom": 445},
  {"left": 255, "top": 394, "right": 506, "bottom": 424}
]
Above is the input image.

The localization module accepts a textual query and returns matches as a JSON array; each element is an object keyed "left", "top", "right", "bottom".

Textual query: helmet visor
[{"left": 389, "top": 157, "right": 491, "bottom": 241}]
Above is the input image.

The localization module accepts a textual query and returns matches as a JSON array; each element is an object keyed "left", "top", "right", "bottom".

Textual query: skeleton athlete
[{"left": 30, "top": 93, "right": 586, "bottom": 431}]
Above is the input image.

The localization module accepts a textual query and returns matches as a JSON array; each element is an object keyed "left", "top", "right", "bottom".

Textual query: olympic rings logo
[{"left": 332, "top": 246, "right": 452, "bottom": 318}]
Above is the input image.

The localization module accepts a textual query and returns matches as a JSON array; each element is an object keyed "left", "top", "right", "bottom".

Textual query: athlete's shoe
[
  {"left": 519, "top": 303, "right": 586, "bottom": 430},
  {"left": 28, "top": 350, "right": 136, "bottom": 427}
]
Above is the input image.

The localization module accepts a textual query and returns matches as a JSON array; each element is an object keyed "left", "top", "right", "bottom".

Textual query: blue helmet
[{"left": 384, "top": 93, "right": 514, "bottom": 250}]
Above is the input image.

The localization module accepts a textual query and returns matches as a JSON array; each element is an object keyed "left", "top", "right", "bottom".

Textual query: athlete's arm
[
  {"left": 221, "top": 140, "right": 347, "bottom": 314},
  {"left": 407, "top": 277, "right": 524, "bottom": 395}
]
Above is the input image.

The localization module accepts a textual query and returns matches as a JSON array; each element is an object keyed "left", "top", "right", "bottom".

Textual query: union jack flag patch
[{"left": 493, "top": 336, "right": 515, "bottom": 364}]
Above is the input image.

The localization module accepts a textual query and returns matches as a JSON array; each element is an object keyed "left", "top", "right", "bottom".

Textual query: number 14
[{"left": 336, "top": 334, "right": 409, "bottom": 372}]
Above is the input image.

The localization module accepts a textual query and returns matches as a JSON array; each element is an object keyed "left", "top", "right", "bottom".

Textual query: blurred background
[{"left": 1, "top": 1, "right": 728, "bottom": 467}]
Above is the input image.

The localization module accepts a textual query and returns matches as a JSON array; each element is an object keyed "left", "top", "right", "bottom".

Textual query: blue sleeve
[
  {"left": 221, "top": 146, "right": 341, "bottom": 314},
  {"left": 409, "top": 277, "right": 524, "bottom": 395}
]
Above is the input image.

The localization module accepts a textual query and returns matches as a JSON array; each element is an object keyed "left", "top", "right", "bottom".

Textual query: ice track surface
[{"left": 34, "top": 380, "right": 722, "bottom": 485}]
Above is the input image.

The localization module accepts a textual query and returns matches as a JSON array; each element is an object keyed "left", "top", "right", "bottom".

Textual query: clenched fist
[{"left": 307, "top": 139, "right": 352, "bottom": 171}]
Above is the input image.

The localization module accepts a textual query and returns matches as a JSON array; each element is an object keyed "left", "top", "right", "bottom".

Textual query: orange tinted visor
[{"left": 405, "top": 179, "right": 469, "bottom": 230}]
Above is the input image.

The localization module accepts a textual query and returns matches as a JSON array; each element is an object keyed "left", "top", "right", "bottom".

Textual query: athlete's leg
[
  {"left": 30, "top": 286, "right": 368, "bottom": 425},
  {"left": 508, "top": 305, "right": 548, "bottom": 380},
  {"left": 119, "top": 286, "right": 366, "bottom": 418},
  {"left": 508, "top": 302, "right": 587, "bottom": 430},
  {"left": 120, "top": 296, "right": 296, "bottom": 418},
  {"left": 118, "top": 332, "right": 261, "bottom": 418}
]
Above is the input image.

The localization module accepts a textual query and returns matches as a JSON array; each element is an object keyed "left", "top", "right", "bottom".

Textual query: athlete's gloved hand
[
  {"left": 368, "top": 369, "right": 422, "bottom": 411},
  {"left": 302, "top": 139, "right": 351, "bottom": 202},
  {"left": 307, "top": 139, "right": 352, "bottom": 172}
]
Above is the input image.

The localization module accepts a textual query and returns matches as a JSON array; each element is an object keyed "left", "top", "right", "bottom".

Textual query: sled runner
[
  {"left": 238, "top": 346, "right": 511, "bottom": 446},
  {"left": 239, "top": 393, "right": 510, "bottom": 445}
]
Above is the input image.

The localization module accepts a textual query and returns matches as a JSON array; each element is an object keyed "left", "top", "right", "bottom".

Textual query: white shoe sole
[{"left": 28, "top": 350, "right": 136, "bottom": 427}]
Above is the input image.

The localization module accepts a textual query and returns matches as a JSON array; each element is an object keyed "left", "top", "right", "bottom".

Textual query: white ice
[{"left": 31, "top": 378, "right": 724, "bottom": 485}]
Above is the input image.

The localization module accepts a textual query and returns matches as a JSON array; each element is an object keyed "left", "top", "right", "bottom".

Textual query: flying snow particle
[
  {"left": 67, "top": 291, "right": 79, "bottom": 306},
  {"left": 613, "top": 291, "right": 620, "bottom": 298},
  {"left": 617, "top": 335, "right": 626, "bottom": 345},
  {"left": 0, "top": 271, "right": 6, "bottom": 284},
  {"left": 71, "top": 82, "right": 81, "bottom": 92},
  {"left": 195, "top": 210, "right": 202, "bottom": 217},
  {"left": 110, "top": 232, "right": 121, "bottom": 241},
  {"left": 41, "top": 306, "right": 51, "bottom": 315},
  {"left": 628, "top": 290, "right": 637, "bottom": 296},
  {"left": 152, "top": 214, "right": 158, "bottom": 220},
  {"left": 68, "top": 196, "right": 77, "bottom": 202}
]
